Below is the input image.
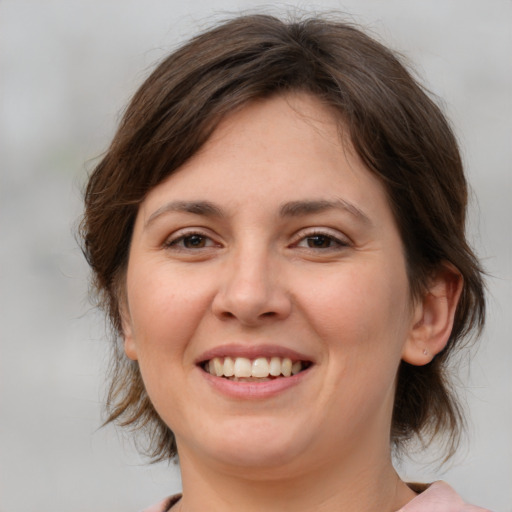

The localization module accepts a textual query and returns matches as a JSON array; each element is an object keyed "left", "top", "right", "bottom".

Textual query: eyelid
[
  {"left": 162, "top": 226, "right": 351, "bottom": 251},
  {"left": 163, "top": 227, "right": 222, "bottom": 249},
  {"left": 291, "top": 227, "right": 352, "bottom": 249}
]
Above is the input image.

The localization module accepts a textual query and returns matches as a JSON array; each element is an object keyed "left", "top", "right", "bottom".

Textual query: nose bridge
[{"left": 212, "top": 237, "right": 290, "bottom": 323}]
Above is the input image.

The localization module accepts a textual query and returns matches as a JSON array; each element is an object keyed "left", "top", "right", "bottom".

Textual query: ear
[
  {"left": 119, "top": 301, "right": 138, "bottom": 361},
  {"left": 402, "top": 263, "right": 463, "bottom": 366}
]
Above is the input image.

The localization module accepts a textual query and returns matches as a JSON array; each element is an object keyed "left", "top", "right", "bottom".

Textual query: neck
[{"left": 175, "top": 444, "right": 416, "bottom": 512}]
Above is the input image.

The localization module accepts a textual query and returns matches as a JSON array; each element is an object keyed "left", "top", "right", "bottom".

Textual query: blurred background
[{"left": 0, "top": 1, "right": 510, "bottom": 511}]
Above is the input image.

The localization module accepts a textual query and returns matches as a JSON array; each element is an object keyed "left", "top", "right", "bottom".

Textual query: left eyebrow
[
  {"left": 145, "top": 200, "right": 225, "bottom": 229},
  {"left": 279, "top": 199, "right": 373, "bottom": 226}
]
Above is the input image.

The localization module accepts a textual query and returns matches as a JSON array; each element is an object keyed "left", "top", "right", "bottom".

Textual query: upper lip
[{"left": 195, "top": 344, "right": 315, "bottom": 365}]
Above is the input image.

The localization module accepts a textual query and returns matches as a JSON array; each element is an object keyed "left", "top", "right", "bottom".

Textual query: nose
[{"left": 211, "top": 248, "right": 292, "bottom": 326}]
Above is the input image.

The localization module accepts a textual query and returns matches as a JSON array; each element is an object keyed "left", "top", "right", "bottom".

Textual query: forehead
[{"left": 138, "top": 92, "right": 393, "bottom": 227}]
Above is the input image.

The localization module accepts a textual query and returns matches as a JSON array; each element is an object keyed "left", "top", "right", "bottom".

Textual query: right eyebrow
[
  {"left": 279, "top": 199, "right": 372, "bottom": 226},
  {"left": 144, "top": 200, "right": 224, "bottom": 229}
]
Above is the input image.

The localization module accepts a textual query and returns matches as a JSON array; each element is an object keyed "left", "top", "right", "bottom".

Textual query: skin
[{"left": 122, "top": 93, "right": 462, "bottom": 512}]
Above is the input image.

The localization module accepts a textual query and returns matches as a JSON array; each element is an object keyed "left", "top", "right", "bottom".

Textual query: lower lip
[{"left": 199, "top": 366, "right": 313, "bottom": 399}]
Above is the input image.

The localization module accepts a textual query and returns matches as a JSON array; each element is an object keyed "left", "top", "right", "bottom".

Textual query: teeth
[
  {"left": 281, "top": 357, "right": 292, "bottom": 377},
  {"left": 234, "top": 357, "right": 252, "bottom": 378},
  {"left": 213, "top": 357, "right": 224, "bottom": 377},
  {"left": 205, "top": 356, "right": 304, "bottom": 379},
  {"left": 223, "top": 357, "right": 234, "bottom": 377},
  {"left": 252, "top": 357, "right": 270, "bottom": 377},
  {"left": 269, "top": 356, "right": 281, "bottom": 376}
]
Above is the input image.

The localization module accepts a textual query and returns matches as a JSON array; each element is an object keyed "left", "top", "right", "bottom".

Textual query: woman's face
[{"left": 122, "top": 93, "right": 419, "bottom": 473}]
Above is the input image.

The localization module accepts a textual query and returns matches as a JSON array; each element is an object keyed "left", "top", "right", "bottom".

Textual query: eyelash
[
  {"left": 292, "top": 230, "right": 351, "bottom": 251},
  {"left": 164, "top": 229, "right": 350, "bottom": 252},
  {"left": 164, "top": 230, "right": 219, "bottom": 251}
]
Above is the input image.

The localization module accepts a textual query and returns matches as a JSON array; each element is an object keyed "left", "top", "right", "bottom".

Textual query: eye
[
  {"left": 165, "top": 232, "right": 218, "bottom": 250},
  {"left": 294, "top": 231, "right": 350, "bottom": 250},
  {"left": 302, "top": 235, "right": 336, "bottom": 249}
]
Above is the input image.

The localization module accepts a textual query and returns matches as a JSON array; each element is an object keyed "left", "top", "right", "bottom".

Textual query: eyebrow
[
  {"left": 279, "top": 199, "right": 372, "bottom": 225},
  {"left": 145, "top": 200, "right": 224, "bottom": 228},
  {"left": 145, "top": 198, "right": 372, "bottom": 228}
]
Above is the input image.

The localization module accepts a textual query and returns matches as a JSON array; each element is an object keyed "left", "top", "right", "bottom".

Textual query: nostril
[
  {"left": 217, "top": 310, "right": 277, "bottom": 320},
  {"left": 211, "top": 283, "right": 292, "bottom": 324}
]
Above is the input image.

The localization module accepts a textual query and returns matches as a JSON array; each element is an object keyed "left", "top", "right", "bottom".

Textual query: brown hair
[{"left": 80, "top": 14, "right": 485, "bottom": 462}]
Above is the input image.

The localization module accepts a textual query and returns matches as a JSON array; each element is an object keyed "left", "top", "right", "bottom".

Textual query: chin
[
  {"left": 206, "top": 444, "right": 305, "bottom": 476},
  {"left": 187, "top": 417, "right": 310, "bottom": 472}
]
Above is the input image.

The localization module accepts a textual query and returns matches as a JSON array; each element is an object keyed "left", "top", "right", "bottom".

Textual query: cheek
[
  {"left": 125, "top": 261, "right": 214, "bottom": 358},
  {"left": 302, "top": 265, "right": 412, "bottom": 425},
  {"left": 124, "top": 265, "right": 213, "bottom": 414},
  {"left": 312, "top": 266, "right": 407, "bottom": 325},
  {"left": 298, "top": 262, "right": 412, "bottom": 365}
]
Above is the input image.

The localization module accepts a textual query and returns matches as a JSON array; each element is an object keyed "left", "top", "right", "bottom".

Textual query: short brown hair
[{"left": 80, "top": 14, "right": 485, "bottom": 462}]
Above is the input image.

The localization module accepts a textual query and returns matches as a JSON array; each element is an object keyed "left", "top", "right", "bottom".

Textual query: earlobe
[
  {"left": 402, "top": 264, "right": 463, "bottom": 366},
  {"left": 120, "top": 303, "right": 138, "bottom": 361},
  {"left": 123, "top": 332, "right": 138, "bottom": 361}
]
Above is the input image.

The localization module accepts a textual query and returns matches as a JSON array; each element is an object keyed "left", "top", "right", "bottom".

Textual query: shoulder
[
  {"left": 399, "top": 481, "right": 493, "bottom": 512},
  {"left": 141, "top": 494, "right": 182, "bottom": 512}
]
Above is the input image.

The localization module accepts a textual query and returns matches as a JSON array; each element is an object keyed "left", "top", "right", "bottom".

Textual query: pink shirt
[
  {"left": 400, "top": 481, "right": 492, "bottom": 511},
  {"left": 143, "top": 481, "right": 492, "bottom": 511}
]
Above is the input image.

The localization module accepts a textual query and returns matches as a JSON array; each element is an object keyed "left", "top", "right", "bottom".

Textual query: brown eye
[
  {"left": 306, "top": 235, "right": 333, "bottom": 248},
  {"left": 182, "top": 235, "right": 207, "bottom": 248},
  {"left": 166, "top": 233, "right": 216, "bottom": 250},
  {"left": 294, "top": 231, "right": 350, "bottom": 251}
]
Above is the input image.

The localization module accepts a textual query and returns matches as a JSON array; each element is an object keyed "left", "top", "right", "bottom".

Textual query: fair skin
[{"left": 122, "top": 93, "right": 462, "bottom": 512}]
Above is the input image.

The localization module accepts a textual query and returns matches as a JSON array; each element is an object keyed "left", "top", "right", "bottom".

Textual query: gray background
[{"left": 1, "top": 1, "right": 510, "bottom": 511}]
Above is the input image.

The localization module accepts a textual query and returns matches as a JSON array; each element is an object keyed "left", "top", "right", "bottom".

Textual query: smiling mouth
[{"left": 201, "top": 356, "right": 312, "bottom": 381}]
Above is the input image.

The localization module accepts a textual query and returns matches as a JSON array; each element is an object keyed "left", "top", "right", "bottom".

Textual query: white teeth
[
  {"left": 269, "top": 356, "right": 282, "bottom": 376},
  {"left": 205, "top": 356, "right": 306, "bottom": 379},
  {"left": 252, "top": 357, "right": 270, "bottom": 378},
  {"left": 213, "top": 357, "right": 224, "bottom": 377},
  {"left": 234, "top": 357, "right": 252, "bottom": 378},
  {"left": 223, "top": 357, "right": 235, "bottom": 377},
  {"left": 281, "top": 357, "right": 292, "bottom": 377}
]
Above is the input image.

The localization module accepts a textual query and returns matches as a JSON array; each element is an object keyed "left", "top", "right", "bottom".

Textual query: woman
[{"left": 80, "top": 14, "right": 489, "bottom": 511}]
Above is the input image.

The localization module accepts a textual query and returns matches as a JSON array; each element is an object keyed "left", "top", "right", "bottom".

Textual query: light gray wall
[{"left": 1, "top": 1, "right": 510, "bottom": 511}]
